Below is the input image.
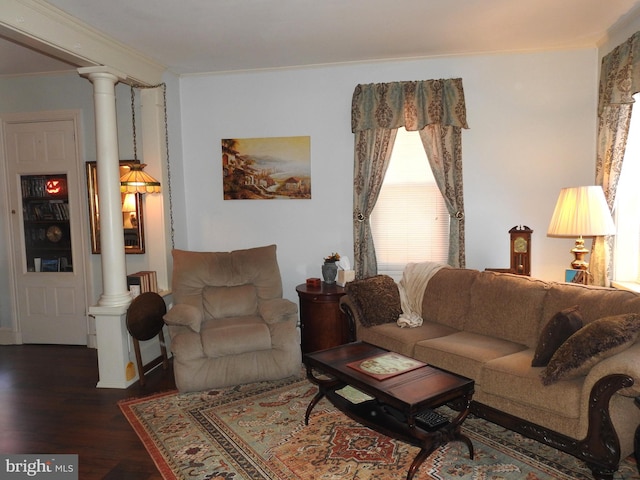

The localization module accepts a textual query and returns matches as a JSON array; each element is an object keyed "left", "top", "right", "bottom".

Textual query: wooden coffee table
[{"left": 304, "top": 341, "right": 475, "bottom": 480}]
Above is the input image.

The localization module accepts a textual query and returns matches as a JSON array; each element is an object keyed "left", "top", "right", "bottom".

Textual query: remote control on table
[{"left": 415, "top": 408, "right": 448, "bottom": 430}]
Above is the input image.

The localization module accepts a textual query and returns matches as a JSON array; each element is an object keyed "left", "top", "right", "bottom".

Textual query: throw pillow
[
  {"left": 163, "top": 303, "right": 203, "bottom": 333},
  {"left": 541, "top": 313, "right": 640, "bottom": 385},
  {"left": 344, "top": 275, "right": 402, "bottom": 327},
  {"left": 531, "top": 305, "right": 583, "bottom": 367}
]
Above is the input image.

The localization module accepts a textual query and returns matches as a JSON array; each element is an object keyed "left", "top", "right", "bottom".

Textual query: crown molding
[{"left": 0, "top": 0, "right": 165, "bottom": 84}]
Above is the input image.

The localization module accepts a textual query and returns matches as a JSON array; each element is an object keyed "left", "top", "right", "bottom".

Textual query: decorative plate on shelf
[{"left": 46, "top": 225, "right": 63, "bottom": 242}]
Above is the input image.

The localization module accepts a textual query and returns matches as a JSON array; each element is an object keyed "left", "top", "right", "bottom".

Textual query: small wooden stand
[
  {"left": 296, "top": 283, "right": 348, "bottom": 354},
  {"left": 125, "top": 292, "right": 169, "bottom": 386}
]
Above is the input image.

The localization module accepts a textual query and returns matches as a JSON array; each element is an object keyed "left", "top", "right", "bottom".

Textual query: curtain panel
[
  {"left": 592, "top": 32, "right": 640, "bottom": 286},
  {"left": 351, "top": 79, "right": 468, "bottom": 278}
]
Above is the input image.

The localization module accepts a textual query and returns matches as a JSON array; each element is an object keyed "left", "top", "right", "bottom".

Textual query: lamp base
[{"left": 570, "top": 237, "right": 589, "bottom": 270}]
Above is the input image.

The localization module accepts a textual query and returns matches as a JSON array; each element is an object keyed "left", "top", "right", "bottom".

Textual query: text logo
[{"left": 1, "top": 455, "right": 78, "bottom": 479}]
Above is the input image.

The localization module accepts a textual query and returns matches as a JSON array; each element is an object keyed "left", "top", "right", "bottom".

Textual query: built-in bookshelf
[{"left": 21, "top": 174, "right": 73, "bottom": 272}]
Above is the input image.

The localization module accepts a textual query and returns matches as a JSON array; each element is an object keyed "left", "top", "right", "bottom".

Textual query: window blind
[{"left": 371, "top": 128, "right": 449, "bottom": 280}]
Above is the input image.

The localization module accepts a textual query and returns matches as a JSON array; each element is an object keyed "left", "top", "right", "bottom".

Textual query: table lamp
[
  {"left": 547, "top": 186, "right": 615, "bottom": 270},
  {"left": 122, "top": 193, "right": 138, "bottom": 228}
]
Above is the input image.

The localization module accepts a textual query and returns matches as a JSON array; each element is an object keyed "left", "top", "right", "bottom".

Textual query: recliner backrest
[{"left": 171, "top": 244, "right": 283, "bottom": 321}]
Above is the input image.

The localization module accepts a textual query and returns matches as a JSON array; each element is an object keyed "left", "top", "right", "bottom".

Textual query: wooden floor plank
[{"left": 0, "top": 344, "right": 175, "bottom": 479}]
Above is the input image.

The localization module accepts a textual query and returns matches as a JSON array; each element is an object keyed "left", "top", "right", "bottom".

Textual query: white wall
[
  {"left": 0, "top": 47, "right": 606, "bottom": 332},
  {"left": 0, "top": 72, "right": 152, "bottom": 331},
  {"left": 179, "top": 48, "right": 598, "bottom": 303}
]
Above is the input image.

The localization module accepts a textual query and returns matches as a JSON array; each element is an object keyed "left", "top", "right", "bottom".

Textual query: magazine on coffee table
[
  {"left": 335, "top": 385, "right": 375, "bottom": 404},
  {"left": 347, "top": 352, "right": 426, "bottom": 381}
]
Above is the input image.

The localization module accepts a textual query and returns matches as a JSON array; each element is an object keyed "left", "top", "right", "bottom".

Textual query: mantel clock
[{"left": 509, "top": 225, "right": 533, "bottom": 276}]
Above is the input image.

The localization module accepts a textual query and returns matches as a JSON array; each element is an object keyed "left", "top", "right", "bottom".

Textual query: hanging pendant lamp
[
  {"left": 120, "top": 84, "right": 162, "bottom": 194},
  {"left": 120, "top": 164, "right": 161, "bottom": 193}
]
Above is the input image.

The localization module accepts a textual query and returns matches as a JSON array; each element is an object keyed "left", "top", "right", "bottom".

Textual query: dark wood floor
[{"left": 0, "top": 344, "right": 176, "bottom": 479}]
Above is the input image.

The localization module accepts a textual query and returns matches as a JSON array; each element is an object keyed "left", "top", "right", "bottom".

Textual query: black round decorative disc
[{"left": 126, "top": 292, "right": 167, "bottom": 341}]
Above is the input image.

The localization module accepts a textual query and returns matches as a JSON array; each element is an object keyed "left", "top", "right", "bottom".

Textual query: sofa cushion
[
  {"left": 422, "top": 268, "right": 480, "bottom": 330},
  {"left": 345, "top": 275, "right": 402, "bottom": 327},
  {"left": 541, "top": 313, "right": 640, "bottom": 385},
  {"left": 465, "top": 272, "right": 548, "bottom": 348},
  {"left": 201, "top": 316, "right": 271, "bottom": 358},
  {"left": 203, "top": 284, "right": 258, "bottom": 319},
  {"left": 480, "top": 349, "right": 582, "bottom": 420},
  {"left": 414, "top": 331, "right": 527, "bottom": 381},
  {"left": 357, "top": 321, "right": 459, "bottom": 357},
  {"left": 531, "top": 305, "right": 583, "bottom": 367}
]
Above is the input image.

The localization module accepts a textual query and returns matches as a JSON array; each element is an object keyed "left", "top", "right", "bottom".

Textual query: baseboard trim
[{"left": 0, "top": 328, "right": 21, "bottom": 345}]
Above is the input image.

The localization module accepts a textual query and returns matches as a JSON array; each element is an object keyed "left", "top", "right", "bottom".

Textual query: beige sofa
[{"left": 339, "top": 267, "right": 640, "bottom": 480}]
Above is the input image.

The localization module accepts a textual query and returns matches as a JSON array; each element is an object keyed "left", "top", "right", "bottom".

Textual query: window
[
  {"left": 370, "top": 128, "right": 449, "bottom": 280},
  {"left": 613, "top": 95, "right": 640, "bottom": 285}
]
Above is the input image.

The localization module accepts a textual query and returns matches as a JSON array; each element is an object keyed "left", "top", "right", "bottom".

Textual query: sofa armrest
[
  {"left": 585, "top": 341, "right": 640, "bottom": 397},
  {"left": 259, "top": 298, "right": 298, "bottom": 324},
  {"left": 339, "top": 296, "right": 360, "bottom": 342}
]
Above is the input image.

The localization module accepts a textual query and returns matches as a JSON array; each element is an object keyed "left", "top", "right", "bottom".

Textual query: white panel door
[{"left": 5, "top": 117, "right": 88, "bottom": 345}]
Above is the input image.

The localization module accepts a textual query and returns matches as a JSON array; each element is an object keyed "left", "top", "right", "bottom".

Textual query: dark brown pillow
[
  {"left": 531, "top": 305, "right": 583, "bottom": 367},
  {"left": 541, "top": 313, "right": 640, "bottom": 385},
  {"left": 344, "top": 275, "right": 402, "bottom": 327}
]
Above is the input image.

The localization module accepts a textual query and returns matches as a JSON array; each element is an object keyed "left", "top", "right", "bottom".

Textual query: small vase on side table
[{"left": 321, "top": 261, "right": 338, "bottom": 284}]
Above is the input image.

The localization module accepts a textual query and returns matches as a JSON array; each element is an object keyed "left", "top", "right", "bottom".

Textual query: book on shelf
[
  {"left": 141, "top": 270, "right": 158, "bottom": 293},
  {"left": 126, "top": 271, "right": 158, "bottom": 296},
  {"left": 40, "top": 258, "right": 60, "bottom": 272}
]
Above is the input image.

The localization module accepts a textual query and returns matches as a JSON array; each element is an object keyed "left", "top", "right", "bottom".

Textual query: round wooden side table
[{"left": 296, "top": 283, "right": 349, "bottom": 354}]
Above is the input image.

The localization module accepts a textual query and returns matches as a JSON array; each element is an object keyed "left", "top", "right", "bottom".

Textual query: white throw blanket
[{"left": 397, "top": 261, "right": 449, "bottom": 328}]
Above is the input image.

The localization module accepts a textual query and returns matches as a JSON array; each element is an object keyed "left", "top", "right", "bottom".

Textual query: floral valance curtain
[
  {"left": 592, "top": 31, "right": 640, "bottom": 286},
  {"left": 352, "top": 79, "right": 469, "bottom": 132},
  {"left": 351, "top": 79, "right": 468, "bottom": 278},
  {"left": 598, "top": 31, "right": 640, "bottom": 114}
]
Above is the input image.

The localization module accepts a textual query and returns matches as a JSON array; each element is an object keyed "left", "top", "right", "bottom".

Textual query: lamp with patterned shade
[{"left": 120, "top": 164, "right": 161, "bottom": 194}]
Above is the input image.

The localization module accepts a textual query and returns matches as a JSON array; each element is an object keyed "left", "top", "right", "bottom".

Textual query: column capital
[{"left": 78, "top": 66, "right": 127, "bottom": 83}]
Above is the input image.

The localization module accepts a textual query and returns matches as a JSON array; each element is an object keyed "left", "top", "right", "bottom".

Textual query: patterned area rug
[{"left": 119, "top": 374, "right": 639, "bottom": 480}]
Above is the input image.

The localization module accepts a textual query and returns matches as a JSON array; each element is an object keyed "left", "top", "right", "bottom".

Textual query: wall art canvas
[{"left": 222, "top": 136, "right": 311, "bottom": 200}]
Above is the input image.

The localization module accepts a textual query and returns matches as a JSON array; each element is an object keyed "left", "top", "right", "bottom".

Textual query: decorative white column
[
  {"left": 79, "top": 66, "right": 136, "bottom": 388},
  {"left": 78, "top": 66, "right": 131, "bottom": 307}
]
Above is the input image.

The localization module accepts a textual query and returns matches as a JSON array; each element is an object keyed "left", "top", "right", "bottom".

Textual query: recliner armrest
[
  {"left": 163, "top": 303, "right": 203, "bottom": 333},
  {"left": 259, "top": 298, "right": 298, "bottom": 324}
]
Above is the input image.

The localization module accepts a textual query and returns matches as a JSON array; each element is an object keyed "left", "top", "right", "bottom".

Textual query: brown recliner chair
[{"left": 164, "top": 244, "right": 301, "bottom": 392}]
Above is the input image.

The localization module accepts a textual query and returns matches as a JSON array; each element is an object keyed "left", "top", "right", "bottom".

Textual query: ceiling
[{"left": 3, "top": 0, "right": 640, "bottom": 76}]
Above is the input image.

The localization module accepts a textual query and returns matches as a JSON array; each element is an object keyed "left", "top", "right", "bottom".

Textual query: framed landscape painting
[{"left": 221, "top": 136, "right": 311, "bottom": 200}]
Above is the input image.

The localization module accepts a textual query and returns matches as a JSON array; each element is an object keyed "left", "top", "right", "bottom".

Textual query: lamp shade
[
  {"left": 120, "top": 164, "right": 161, "bottom": 194},
  {"left": 121, "top": 193, "right": 137, "bottom": 213},
  {"left": 547, "top": 186, "right": 615, "bottom": 237}
]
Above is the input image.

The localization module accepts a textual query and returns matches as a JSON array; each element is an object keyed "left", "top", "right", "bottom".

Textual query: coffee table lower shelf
[{"left": 305, "top": 373, "right": 474, "bottom": 480}]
